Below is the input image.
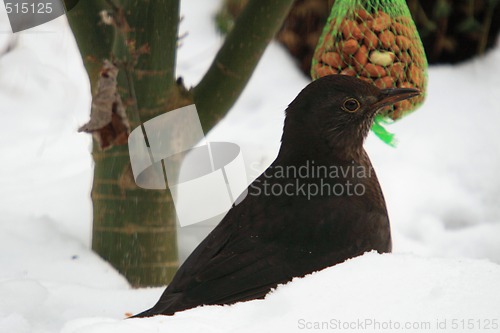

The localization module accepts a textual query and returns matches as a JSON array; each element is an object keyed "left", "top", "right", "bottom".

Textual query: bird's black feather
[{"left": 134, "top": 76, "right": 420, "bottom": 317}]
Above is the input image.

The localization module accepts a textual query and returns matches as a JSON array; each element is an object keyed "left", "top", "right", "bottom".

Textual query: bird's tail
[{"left": 130, "top": 293, "right": 183, "bottom": 318}]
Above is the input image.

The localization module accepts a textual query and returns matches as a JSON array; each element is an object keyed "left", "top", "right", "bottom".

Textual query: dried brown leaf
[{"left": 78, "top": 60, "right": 130, "bottom": 150}]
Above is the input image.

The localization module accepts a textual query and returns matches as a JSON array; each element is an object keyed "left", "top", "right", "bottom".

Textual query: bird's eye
[{"left": 342, "top": 98, "right": 360, "bottom": 113}]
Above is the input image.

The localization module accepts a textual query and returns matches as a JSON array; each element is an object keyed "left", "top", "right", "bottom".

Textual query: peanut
[
  {"left": 374, "top": 76, "right": 395, "bottom": 89},
  {"left": 391, "top": 44, "right": 401, "bottom": 54},
  {"left": 392, "top": 22, "right": 412, "bottom": 36},
  {"left": 399, "top": 81, "right": 414, "bottom": 89},
  {"left": 388, "top": 62, "right": 406, "bottom": 81},
  {"left": 354, "top": 45, "right": 369, "bottom": 70},
  {"left": 362, "top": 63, "right": 386, "bottom": 78},
  {"left": 372, "top": 11, "right": 391, "bottom": 32},
  {"left": 369, "top": 50, "right": 396, "bottom": 66},
  {"left": 313, "top": 64, "right": 338, "bottom": 78},
  {"left": 321, "top": 52, "right": 344, "bottom": 68},
  {"left": 340, "top": 67, "right": 357, "bottom": 76},
  {"left": 393, "top": 99, "right": 412, "bottom": 119},
  {"left": 356, "top": 8, "right": 371, "bottom": 21},
  {"left": 342, "top": 39, "right": 360, "bottom": 55},
  {"left": 409, "top": 63, "right": 424, "bottom": 87},
  {"left": 361, "top": 25, "right": 379, "bottom": 49},
  {"left": 358, "top": 76, "right": 373, "bottom": 84},
  {"left": 398, "top": 52, "right": 412, "bottom": 64},
  {"left": 379, "top": 30, "right": 396, "bottom": 48},
  {"left": 342, "top": 20, "right": 363, "bottom": 40},
  {"left": 396, "top": 35, "right": 411, "bottom": 50}
]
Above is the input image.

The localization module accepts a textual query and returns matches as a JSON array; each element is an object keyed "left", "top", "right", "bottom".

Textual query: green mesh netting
[{"left": 311, "top": 0, "right": 428, "bottom": 145}]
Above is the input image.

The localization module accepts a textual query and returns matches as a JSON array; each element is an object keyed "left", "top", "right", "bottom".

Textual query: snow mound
[{"left": 61, "top": 253, "right": 500, "bottom": 333}]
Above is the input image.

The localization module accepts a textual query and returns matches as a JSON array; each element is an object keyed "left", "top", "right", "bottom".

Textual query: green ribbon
[{"left": 372, "top": 115, "right": 398, "bottom": 147}]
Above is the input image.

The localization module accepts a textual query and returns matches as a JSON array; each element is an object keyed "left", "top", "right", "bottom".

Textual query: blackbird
[{"left": 135, "top": 75, "right": 420, "bottom": 317}]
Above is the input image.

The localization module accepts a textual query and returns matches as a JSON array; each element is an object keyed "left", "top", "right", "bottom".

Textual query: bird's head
[{"left": 281, "top": 75, "right": 420, "bottom": 160}]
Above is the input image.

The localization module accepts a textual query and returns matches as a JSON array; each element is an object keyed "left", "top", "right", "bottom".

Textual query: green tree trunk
[
  {"left": 65, "top": 0, "right": 294, "bottom": 287},
  {"left": 66, "top": 0, "right": 183, "bottom": 286}
]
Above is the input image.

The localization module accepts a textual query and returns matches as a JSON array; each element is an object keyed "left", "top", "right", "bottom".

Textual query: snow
[
  {"left": 1, "top": 0, "right": 500, "bottom": 332},
  {"left": 0, "top": 6, "right": 93, "bottom": 245},
  {"left": 57, "top": 253, "right": 500, "bottom": 333}
]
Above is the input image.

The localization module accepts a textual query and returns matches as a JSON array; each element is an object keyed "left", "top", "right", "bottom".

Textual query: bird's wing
[
  {"left": 137, "top": 178, "right": 301, "bottom": 316},
  {"left": 137, "top": 165, "right": 390, "bottom": 316}
]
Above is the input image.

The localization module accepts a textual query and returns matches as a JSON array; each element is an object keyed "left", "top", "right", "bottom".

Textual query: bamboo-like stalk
[{"left": 193, "top": 0, "right": 295, "bottom": 132}]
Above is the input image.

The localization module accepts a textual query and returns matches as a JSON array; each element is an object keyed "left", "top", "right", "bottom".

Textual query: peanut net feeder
[{"left": 311, "top": 0, "right": 428, "bottom": 145}]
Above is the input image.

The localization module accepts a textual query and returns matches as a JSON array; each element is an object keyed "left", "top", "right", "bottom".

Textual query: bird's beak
[{"left": 374, "top": 87, "right": 421, "bottom": 110}]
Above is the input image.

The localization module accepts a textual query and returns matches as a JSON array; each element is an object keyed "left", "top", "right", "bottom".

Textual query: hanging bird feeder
[{"left": 311, "top": 0, "right": 428, "bottom": 145}]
